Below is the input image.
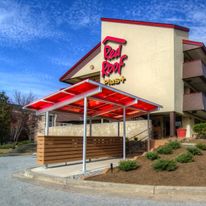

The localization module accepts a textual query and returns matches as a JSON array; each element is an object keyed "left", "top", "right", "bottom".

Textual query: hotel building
[{"left": 56, "top": 17, "right": 206, "bottom": 139}]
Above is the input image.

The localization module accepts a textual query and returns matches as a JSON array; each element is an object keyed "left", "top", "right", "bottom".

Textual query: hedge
[{"left": 193, "top": 123, "right": 206, "bottom": 138}]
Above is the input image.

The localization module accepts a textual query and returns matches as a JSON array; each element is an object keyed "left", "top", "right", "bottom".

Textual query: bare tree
[
  {"left": 10, "top": 91, "right": 37, "bottom": 143},
  {"left": 13, "top": 91, "right": 36, "bottom": 106}
]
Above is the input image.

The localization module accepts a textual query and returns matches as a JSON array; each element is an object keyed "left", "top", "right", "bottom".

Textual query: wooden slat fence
[{"left": 37, "top": 136, "right": 123, "bottom": 165}]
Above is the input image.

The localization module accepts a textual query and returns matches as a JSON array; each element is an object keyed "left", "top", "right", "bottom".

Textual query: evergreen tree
[{"left": 0, "top": 92, "right": 11, "bottom": 145}]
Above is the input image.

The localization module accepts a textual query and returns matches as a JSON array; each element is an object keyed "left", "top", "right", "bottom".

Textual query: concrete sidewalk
[
  {"left": 31, "top": 158, "right": 121, "bottom": 178},
  {"left": 15, "top": 167, "right": 206, "bottom": 202},
  {"left": 13, "top": 156, "right": 206, "bottom": 202}
]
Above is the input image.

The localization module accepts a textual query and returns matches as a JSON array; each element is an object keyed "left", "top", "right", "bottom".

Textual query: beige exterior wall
[
  {"left": 47, "top": 120, "right": 150, "bottom": 140},
  {"left": 174, "top": 30, "right": 188, "bottom": 113},
  {"left": 100, "top": 21, "right": 188, "bottom": 113},
  {"left": 72, "top": 51, "right": 101, "bottom": 78}
]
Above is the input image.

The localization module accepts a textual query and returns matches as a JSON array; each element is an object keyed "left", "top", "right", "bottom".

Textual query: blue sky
[{"left": 0, "top": 0, "right": 206, "bottom": 99}]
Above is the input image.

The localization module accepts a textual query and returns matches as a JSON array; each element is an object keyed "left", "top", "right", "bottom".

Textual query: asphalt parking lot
[{"left": 1, "top": 155, "right": 206, "bottom": 206}]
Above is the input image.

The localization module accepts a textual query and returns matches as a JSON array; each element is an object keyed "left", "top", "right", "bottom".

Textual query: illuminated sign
[
  {"left": 101, "top": 36, "right": 127, "bottom": 85},
  {"left": 104, "top": 76, "right": 126, "bottom": 86}
]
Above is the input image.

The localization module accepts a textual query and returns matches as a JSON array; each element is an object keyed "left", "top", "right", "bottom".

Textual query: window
[{"left": 49, "top": 115, "right": 55, "bottom": 127}]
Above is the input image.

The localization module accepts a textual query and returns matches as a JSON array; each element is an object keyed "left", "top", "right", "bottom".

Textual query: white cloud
[
  {"left": 51, "top": 56, "right": 72, "bottom": 67},
  {"left": 0, "top": 0, "right": 63, "bottom": 44},
  {"left": 0, "top": 70, "right": 66, "bottom": 98},
  {"left": 0, "top": 0, "right": 104, "bottom": 46},
  {"left": 121, "top": 0, "right": 206, "bottom": 43},
  {"left": 1, "top": 0, "right": 206, "bottom": 45},
  {"left": 59, "top": 0, "right": 102, "bottom": 29}
]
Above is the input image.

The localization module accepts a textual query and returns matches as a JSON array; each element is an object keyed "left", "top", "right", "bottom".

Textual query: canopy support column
[
  {"left": 45, "top": 111, "right": 49, "bottom": 136},
  {"left": 123, "top": 107, "right": 126, "bottom": 159},
  {"left": 170, "top": 112, "right": 176, "bottom": 137},
  {"left": 147, "top": 113, "right": 150, "bottom": 151},
  {"left": 89, "top": 117, "right": 92, "bottom": 137},
  {"left": 83, "top": 97, "right": 87, "bottom": 174}
]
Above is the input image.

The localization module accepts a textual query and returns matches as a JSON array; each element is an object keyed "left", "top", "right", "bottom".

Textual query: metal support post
[
  {"left": 82, "top": 97, "right": 87, "bottom": 174},
  {"left": 89, "top": 117, "right": 92, "bottom": 136},
  {"left": 147, "top": 113, "right": 150, "bottom": 151},
  {"left": 123, "top": 107, "right": 126, "bottom": 159},
  {"left": 45, "top": 111, "right": 49, "bottom": 136}
]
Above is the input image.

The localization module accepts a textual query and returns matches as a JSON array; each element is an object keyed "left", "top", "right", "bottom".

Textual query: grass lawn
[
  {"left": 86, "top": 142, "right": 206, "bottom": 186},
  {"left": 0, "top": 148, "right": 12, "bottom": 155},
  {"left": 0, "top": 141, "right": 36, "bottom": 156}
]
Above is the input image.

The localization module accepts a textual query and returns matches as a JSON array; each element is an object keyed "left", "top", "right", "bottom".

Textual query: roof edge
[
  {"left": 59, "top": 42, "right": 101, "bottom": 82},
  {"left": 101, "top": 17, "right": 190, "bottom": 32},
  {"left": 183, "top": 39, "right": 205, "bottom": 47},
  {"left": 183, "top": 39, "right": 206, "bottom": 55}
]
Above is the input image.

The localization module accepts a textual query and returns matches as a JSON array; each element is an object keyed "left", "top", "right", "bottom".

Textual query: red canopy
[{"left": 24, "top": 79, "right": 161, "bottom": 120}]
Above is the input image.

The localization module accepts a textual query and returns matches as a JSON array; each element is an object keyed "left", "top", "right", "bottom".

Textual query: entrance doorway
[
  {"left": 151, "top": 115, "right": 171, "bottom": 138},
  {"left": 151, "top": 114, "right": 182, "bottom": 138}
]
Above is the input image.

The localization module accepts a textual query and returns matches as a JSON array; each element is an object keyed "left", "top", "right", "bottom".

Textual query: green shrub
[
  {"left": 196, "top": 143, "right": 206, "bottom": 150},
  {"left": 193, "top": 123, "right": 206, "bottom": 138},
  {"left": 187, "top": 146, "right": 202, "bottom": 155},
  {"left": 168, "top": 140, "right": 181, "bottom": 150},
  {"left": 146, "top": 151, "right": 159, "bottom": 160},
  {"left": 176, "top": 152, "right": 194, "bottom": 163},
  {"left": 0, "top": 143, "right": 15, "bottom": 149},
  {"left": 17, "top": 140, "right": 33, "bottom": 146},
  {"left": 153, "top": 159, "right": 177, "bottom": 171},
  {"left": 118, "top": 160, "right": 140, "bottom": 171},
  {"left": 156, "top": 145, "right": 173, "bottom": 154}
]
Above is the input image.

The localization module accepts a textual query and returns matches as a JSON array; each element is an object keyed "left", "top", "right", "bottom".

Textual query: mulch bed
[
  {"left": 185, "top": 139, "right": 206, "bottom": 144},
  {"left": 86, "top": 146, "right": 206, "bottom": 186}
]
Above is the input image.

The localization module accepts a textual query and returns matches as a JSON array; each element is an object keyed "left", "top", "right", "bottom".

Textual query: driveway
[{"left": 0, "top": 155, "right": 205, "bottom": 206}]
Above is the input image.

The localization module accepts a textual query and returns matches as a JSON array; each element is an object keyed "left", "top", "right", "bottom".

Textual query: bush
[
  {"left": 146, "top": 151, "right": 159, "bottom": 160},
  {"left": 118, "top": 160, "right": 140, "bottom": 171},
  {"left": 176, "top": 152, "right": 194, "bottom": 163},
  {"left": 0, "top": 143, "right": 15, "bottom": 149},
  {"left": 193, "top": 123, "right": 206, "bottom": 138},
  {"left": 17, "top": 140, "right": 33, "bottom": 146},
  {"left": 168, "top": 140, "right": 181, "bottom": 150},
  {"left": 153, "top": 159, "right": 177, "bottom": 171},
  {"left": 187, "top": 146, "right": 202, "bottom": 155},
  {"left": 156, "top": 145, "right": 173, "bottom": 154},
  {"left": 196, "top": 143, "right": 206, "bottom": 150}
]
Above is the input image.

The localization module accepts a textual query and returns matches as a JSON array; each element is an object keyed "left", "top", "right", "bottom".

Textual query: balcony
[
  {"left": 183, "top": 92, "right": 206, "bottom": 119},
  {"left": 184, "top": 43, "right": 206, "bottom": 64},
  {"left": 183, "top": 60, "right": 206, "bottom": 92}
]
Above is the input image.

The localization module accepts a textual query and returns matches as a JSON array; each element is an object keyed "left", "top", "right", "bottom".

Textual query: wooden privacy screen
[{"left": 37, "top": 136, "right": 123, "bottom": 165}]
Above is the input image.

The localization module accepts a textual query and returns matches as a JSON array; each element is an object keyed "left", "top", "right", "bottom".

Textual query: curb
[{"left": 13, "top": 168, "right": 206, "bottom": 197}]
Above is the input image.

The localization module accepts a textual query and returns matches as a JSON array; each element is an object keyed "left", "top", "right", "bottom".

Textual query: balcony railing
[
  {"left": 183, "top": 92, "right": 206, "bottom": 112},
  {"left": 183, "top": 60, "right": 206, "bottom": 92},
  {"left": 183, "top": 60, "right": 206, "bottom": 79}
]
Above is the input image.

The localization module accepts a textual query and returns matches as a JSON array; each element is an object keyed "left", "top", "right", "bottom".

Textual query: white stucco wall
[{"left": 47, "top": 120, "right": 150, "bottom": 140}]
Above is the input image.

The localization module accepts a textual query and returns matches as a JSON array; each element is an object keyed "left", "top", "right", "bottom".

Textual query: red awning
[{"left": 24, "top": 79, "right": 162, "bottom": 120}]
